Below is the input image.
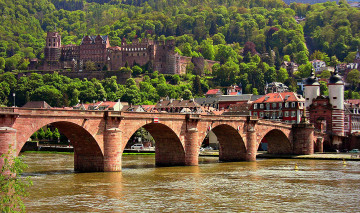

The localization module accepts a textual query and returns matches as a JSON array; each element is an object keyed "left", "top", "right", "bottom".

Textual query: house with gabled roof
[
  {"left": 205, "top": 89, "right": 223, "bottom": 97},
  {"left": 250, "top": 92, "right": 305, "bottom": 124}
]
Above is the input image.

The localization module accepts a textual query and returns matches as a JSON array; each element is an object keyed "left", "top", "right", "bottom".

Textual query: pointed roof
[
  {"left": 22, "top": 101, "right": 51, "bottom": 109},
  {"left": 329, "top": 69, "right": 344, "bottom": 84},
  {"left": 305, "top": 69, "right": 320, "bottom": 86}
]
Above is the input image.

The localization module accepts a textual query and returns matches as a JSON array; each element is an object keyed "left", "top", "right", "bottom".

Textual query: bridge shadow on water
[{"left": 22, "top": 169, "right": 75, "bottom": 177}]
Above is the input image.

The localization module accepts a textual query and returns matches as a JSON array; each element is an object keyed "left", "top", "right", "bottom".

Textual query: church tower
[
  {"left": 304, "top": 69, "right": 320, "bottom": 116},
  {"left": 328, "top": 68, "right": 344, "bottom": 136},
  {"left": 44, "top": 32, "right": 61, "bottom": 61}
]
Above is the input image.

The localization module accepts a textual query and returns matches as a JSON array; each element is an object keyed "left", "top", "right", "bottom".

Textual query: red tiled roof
[
  {"left": 206, "top": 89, "right": 221, "bottom": 95},
  {"left": 253, "top": 92, "right": 304, "bottom": 103},
  {"left": 99, "top": 101, "right": 117, "bottom": 108},
  {"left": 346, "top": 99, "right": 360, "bottom": 105},
  {"left": 229, "top": 92, "right": 238, "bottom": 95}
]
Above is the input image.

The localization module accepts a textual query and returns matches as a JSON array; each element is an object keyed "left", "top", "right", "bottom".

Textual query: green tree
[
  {"left": 182, "top": 89, "right": 193, "bottom": 100},
  {"left": 296, "top": 62, "right": 313, "bottom": 78},
  {"left": 295, "top": 51, "right": 309, "bottom": 65},
  {"left": 277, "top": 68, "right": 289, "bottom": 83},
  {"left": 172, "top": 74, "right": 180, "bottom": 85},
  {"left": 0, "top": 146, "right": 32, "bottom": 212},
  {"left": 319, "top": 70, "right": 331, "bottom": 79},
  {"left": 192, "top": 75, "right": 202, "bottom": 96},
  {"left": 38, "top": 128, "right": 45, "bottom": 140},
  {"left": 346, "top": 69, "right": 360, "bottom": 89},
  {"left": 319, "top": 81, "right": 329, "bottom": 96},
  {"left": 53, "top": 128, "right": 60, "bottom": 142},
  {"left": 85, "top": 61, "right": 97, "bottom": 71},
  {"left": 45, "top": 128, "right": 53, "bottom": 141},
  {"left": 132, "top": 65, "right": 143, "bottom": 76},
  {"left": 30, "top": 132, "right": 38, "bottom": 141},
  {"left": 0, "top": 57, "right": 5, "bottom": 70}
]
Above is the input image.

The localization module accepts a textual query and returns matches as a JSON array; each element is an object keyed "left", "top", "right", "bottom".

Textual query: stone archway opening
[
  {"left": 260, "top": 129, "right": 291, "bottom": 154},
  {"left": 19, "top": 121, "right": 104, "bottom": 172},
  {"left": 204, "top": 124, "right": 246, "bottom": 162},
  {"left": 124, "top": 123, "right": 185, "bottom": 167}
]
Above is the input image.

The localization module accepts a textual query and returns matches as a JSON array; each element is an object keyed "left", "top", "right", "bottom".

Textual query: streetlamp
[{"left": 12, "top": 93, "right": 15, "bottom": 107}]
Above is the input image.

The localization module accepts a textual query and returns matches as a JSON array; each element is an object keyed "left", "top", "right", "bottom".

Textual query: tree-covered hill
[{"left": 0, "top": 0, "right": 360, "bottom": 107}]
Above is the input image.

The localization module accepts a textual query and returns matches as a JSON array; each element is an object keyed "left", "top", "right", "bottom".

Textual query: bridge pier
[
  {"left": 185, "top": 128, "right": 199, "bottom": 166},
  {"left": 292, "top": 123, "right": 314, "bottom": 155},
  {"left": 0, "top": 127, "right": 17, "bottom": 175},
  {"left": 104, "top": 128, "right": 123, "bottom": 172},
  {"left": 246, "top": 128, "right": 257, "bottom": 162}
]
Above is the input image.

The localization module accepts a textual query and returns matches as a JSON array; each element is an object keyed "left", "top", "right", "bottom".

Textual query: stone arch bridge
[{"left": 0, "top": 108, "right": 319, "bottom": 172}]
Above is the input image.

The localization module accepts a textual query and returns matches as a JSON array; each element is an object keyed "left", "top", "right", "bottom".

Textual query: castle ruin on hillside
[{"left": 30, "top": 32, "right": 218, "bottom": 75}]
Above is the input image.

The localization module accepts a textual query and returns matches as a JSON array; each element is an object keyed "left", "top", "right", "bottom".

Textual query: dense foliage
[{"left": 0, "top": 71, "right": 211, "bottom": 107}]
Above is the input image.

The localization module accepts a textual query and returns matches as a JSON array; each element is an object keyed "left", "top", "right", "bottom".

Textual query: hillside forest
[{"left": 0, "top": 0, "right": 360, "bottom": 107}]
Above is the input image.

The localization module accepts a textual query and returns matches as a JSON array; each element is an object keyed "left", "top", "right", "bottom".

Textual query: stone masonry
[{"left": 0, "top": 108, "right": 316, "bottom": 172}]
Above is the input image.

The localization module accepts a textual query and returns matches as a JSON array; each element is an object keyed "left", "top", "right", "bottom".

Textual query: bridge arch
[
  {"left": 122, "top": 122, "right": 185, "bottom": 166},
  {"left": 201, "top": 124, "right": 246, "bottom": 162},
  {"left": 258, "top": 129, "right": 292, "bottom": 155},
  {"left": 17, "top": 120, "right": 104, "bottom": 172}
]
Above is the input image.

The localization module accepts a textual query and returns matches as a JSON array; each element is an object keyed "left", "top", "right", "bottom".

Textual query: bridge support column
[
  {"left": 0, "top": 127, "right": 17, "bottom": 175},
  {"left": 185, "top": 128, "right": 199, "bottom": 166},
  {"left": 104, "top": 128, "right": 122, "bottom": 172},
  {"left": 292, "top": 123, "right": 314, "bottom": 155},
  {"left": 246, "top": 128, "right": 257, "bottom": 162},
  {"left": 316, "top": 137, "right": 324, "bottom": 153}
]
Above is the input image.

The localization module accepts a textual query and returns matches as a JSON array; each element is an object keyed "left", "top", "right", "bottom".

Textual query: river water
[{"left": 21, "top": 153, "right": 360, "bottom": 212}]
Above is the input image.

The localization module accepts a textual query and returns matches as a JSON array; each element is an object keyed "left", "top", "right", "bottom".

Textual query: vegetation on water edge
[{"left": 0, "top": 146, "right": 32, "bottom": 213}]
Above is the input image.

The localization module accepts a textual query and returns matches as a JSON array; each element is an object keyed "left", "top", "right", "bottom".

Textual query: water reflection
[{"left": 21, "top": 153, "right": 360, "bottom": 212}]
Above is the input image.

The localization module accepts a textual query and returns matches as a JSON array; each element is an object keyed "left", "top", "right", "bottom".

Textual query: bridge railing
[{"left": 0, "top": 107, "right": 16, "bottom": 113}]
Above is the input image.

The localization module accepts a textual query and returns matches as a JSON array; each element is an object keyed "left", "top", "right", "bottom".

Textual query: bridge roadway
[{"left": 0, "top": 107, "right": 320, "bottom": 172}]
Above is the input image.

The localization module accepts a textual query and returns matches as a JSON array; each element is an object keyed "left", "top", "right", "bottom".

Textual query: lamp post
[{"left": 13, "top": 93, "right": 15, "bottom": 107}]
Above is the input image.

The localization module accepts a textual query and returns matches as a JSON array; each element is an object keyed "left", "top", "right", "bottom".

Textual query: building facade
[
  {"left": 250, "top": 92, "right": 305, "bottom": 124},
  {"left": 33, "top": 31, "right": 217, "bottom": 75}
]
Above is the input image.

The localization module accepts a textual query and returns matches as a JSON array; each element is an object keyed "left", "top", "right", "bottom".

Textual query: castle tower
[
  {"left": 44, "top": 32, "right": 61, "bottom": 61},
  {"left": 304, "top": 70, "right": 320, "bottom": 111},
  {"left": 328, "top": 68, "right": 344, "bottom": 136}
]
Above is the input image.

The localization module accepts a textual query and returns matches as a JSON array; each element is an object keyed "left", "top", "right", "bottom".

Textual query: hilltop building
[{"left": 31, "top": 31, "right": 218, "bottom": 75}]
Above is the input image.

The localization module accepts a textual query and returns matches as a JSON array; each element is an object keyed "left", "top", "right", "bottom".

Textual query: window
[
  {"left": 278, "top": 111, "right": 283, "bottom": 117},
  {"left": 253, "top": 112, "right": 258, "bottom": 116},
  {"left": 260, "top": 104, "right": 264, "bottom": 109},
  {"left": 266, "top": 103, "right": 270, "bottom": 110},
  {"left": 285, "top": 102, "right": 289, "bottom": 108},
  {"left": 272, "top": 112, "right": 276, "bottom": 118},
  {"left": 291, "top": 111, "right": 296, "bottom": 117},
  {"left": 284, "top": 111, "right": 289, "bottom": 117},
  {"left": 254, "top": 104, "right": 257, "bottom": 109},
  {"left": 291, "top": 102, "right": 296, "bottom": 108},
  {"left": 272, "top": 103, "right": 277, "bottom": 108},
  {"left": 260, "top": 112, "right": 264, "bottom": 117},
  {"left": 265, "top": 112, "right": 270, "bottom": 118},
  {"left": 279, "top": 103, "right": 282, "bottom": 109}
]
